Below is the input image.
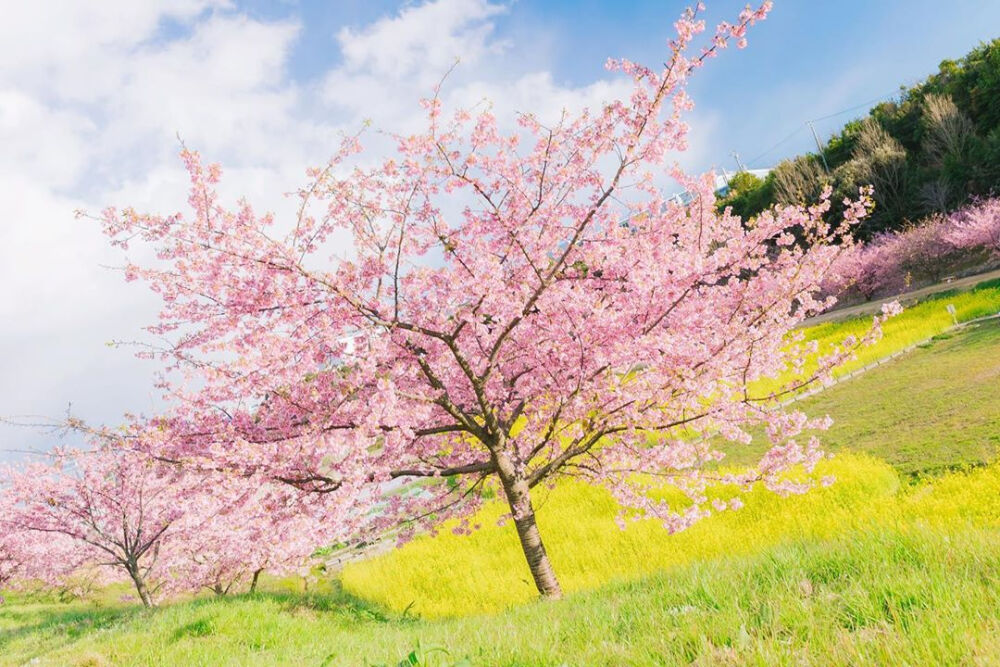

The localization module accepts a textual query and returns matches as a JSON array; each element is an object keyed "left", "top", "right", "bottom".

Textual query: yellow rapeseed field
[
  {"left": 342, "top": 281, "right": 1000, "bottom": 618},
  {"left": 342, "top": 454, "right": 1000, "bottom": 617}
]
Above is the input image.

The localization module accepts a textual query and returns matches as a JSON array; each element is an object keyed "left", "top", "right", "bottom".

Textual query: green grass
[
  {"left": 3, "top": 281, "right": 1000, "bottom": 665},
  {"left": 5, "top": 453, "right": 1000, "bottom": 665},
  {"left": 5, "top": 525, "right": 1000, "bottom": 665},
  {"left": 753, "top": 277, "right": 1000, "bottom": 397},
  {"left": 728, "top": 317, "right": 1000, "bottom": 475}
]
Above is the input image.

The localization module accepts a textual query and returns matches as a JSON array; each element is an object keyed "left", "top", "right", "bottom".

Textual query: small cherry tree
[
  {"left": 0, "top": 528, "right": 81, "bottom": 601},
  {"left": 158, "top": 475, "right": 331, "bottom": 596},
  {"left": 0, "top": 491, "right": 90, "bottom": 600},
  {"left": 2, "top": 444, "right": 197, "bottom": 607},
  {"left": 894, "top": 216, "right": 962, "bottom": 284},
  {"left": 825, "top": 196, "right": 1000, "bottom": 302},
  {"left": 0, "top": 514, "right": 24, "bottom": 594},
  {"left": 93, "top": 1, "right": 889, "bottom": 599},
  {"left": 0, "top": 505, "right": 36, "bottom": 597},
  {"left": 824, "top": 236, "right": 900, "bottom": 301}
]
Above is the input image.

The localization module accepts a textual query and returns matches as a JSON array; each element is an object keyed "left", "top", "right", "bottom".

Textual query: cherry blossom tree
[
  {"left": 91, "top": 1, "right": 892, "bottom": 600},
  {"left": 825, "top": 197, "right": 999, "bottom": 303},
  {"left": 823, "top": 236, "right": 901, "bottom": 302},
  {"left": 0, "top": 492, "right": 88, "bottom": 601},
  {"left": 893, "top": 216, "right": 963, "bottom": 284},
  {"left": 0, "top": 520, "right": 23, "bottom": 594},
  {"left": 948, "top": 197, "right": 1000, "bottom": 258},
  {"left": 158, "top": 475, "right": 331, "bottom": 597},
  {"left": 0, "top": 544, "right": 19, "bottom": 596},
  {"left": 0, "top": 506, "right": 34, "bottom": 597},
  {"left": 2, "top": 433, "right": 342, "bottom": 605},
  {"left": 1, "top": 444, "right": 200, "bottom": 607}
]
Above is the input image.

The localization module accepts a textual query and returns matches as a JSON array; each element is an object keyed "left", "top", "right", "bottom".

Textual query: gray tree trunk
[
  {"left": 493, "top": 451, "right": 563, "bottom": 599},
  {"left": 126, "top": 565, "right": 154, "bottom": 608},
  {"left": 249, "top": 568, "right": 263, "bottom": 594}
]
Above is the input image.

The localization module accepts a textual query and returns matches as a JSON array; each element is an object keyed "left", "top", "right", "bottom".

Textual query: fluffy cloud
[
  {"left": 0, "top": 1, "right": 225, "bottom": 99},
  {"left": 336, "top": 0, "right": 509, "bottom": 79}
]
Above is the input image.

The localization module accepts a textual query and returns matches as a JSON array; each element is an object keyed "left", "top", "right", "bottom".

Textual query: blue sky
[
  {"left": 240, "top": 0, "right": 1000, "bottom": 172},
  {"left": 1, "top": 0, "right": 999, "bottom": 457}
]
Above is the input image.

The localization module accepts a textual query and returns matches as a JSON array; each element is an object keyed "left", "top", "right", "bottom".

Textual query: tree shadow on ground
[
  {"left": 0, "top": 603, "right": 142, "bottom": 656},
  {"left": 201, "top": 588, "right": 403, "bottom": 624},
  {"left": 1, "top": 586, "right": 406, "bottom": 661}
]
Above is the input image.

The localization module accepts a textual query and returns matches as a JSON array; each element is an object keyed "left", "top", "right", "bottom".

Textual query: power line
[
  {"left": 742, "top": 88, "right": 904, "bottom": 168},
  {"left": 807, "top": 89, "right": 903, "bottom": 123},
  {"left": 744, "top": 124, "right": 806, "bottom": 168}
]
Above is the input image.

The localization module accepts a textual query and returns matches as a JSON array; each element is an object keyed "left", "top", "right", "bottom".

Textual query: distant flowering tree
[
  {"left": 824, "top": 196, "right": 1000, "bottom": 304},
  {"left": 1, "top": 443, "right": 198, "bottom": 607},
  {"left": 824, "top": 234, "right": 900, "bottom": 302},
  {"left": 1, "top": 432, "right": 338, "bottom": 605},
  {"left": 0, "top": 494, "right": 85, "bottom": 600},
  {"left": 948, "top": 197, "right": 1000, "bottom": 258},
  {"left": 91, "top": 1, "right": 891, "bottom": 599},
  {"left": 892, "top": 216, "right": 959, "bottom": 283},
  {"left": 0, "top": 508, "right": 33, "bottom": 594},
  {"left": 158, "top": 476, "right": 330, "bottom": 596}
]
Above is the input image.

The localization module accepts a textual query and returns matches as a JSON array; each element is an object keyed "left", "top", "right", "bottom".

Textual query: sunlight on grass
[
  {"left": 340, "top": 281, "right": 1000, "bottom": 618},
  {"left": 6, "top": 524, "right": 1000, "bottom": 665},
  {"left": 341, "top": 452, "right": 1000, "bottom": 618},
  {"left": 766, "top": 278, "right": 1000, "bottom": 396}
]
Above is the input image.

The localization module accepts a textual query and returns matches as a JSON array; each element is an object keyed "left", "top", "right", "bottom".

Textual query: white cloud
[
  {"left": 106, "top": 16, "right": 302, "bottom": 160},
  {"left": 0, "top": 0, "right": 711, "bottom": 455},
  {"left": 336, "top": 0, "right": 508, "bottom": 79},
  {"left": 0, "top": 1, "right": 228, "bottom": 102},
  {"left": 0, "top": 90, "right": 95, "bottom": 189}
]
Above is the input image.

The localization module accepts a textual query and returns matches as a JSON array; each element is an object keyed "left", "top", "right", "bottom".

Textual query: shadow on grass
[
  {"left": 1, "top": 585, "right": 405, "bottom": 659},
  {"left": 0, "top": 603, "right": 142, "bottom": 656},
  {"left": 974, "top": 277, "right": 1000, "bottom": 290},
  {"left": 163, "top": 585, "right": 404, "bottom": 624},
  {"left": 228, "top": 588, "right": 402, "bottom": 624}
]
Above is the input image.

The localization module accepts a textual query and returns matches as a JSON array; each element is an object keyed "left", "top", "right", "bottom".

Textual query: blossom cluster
[
  {"left": 823, "top": 197, "right": 1000, "bottom": 302},
  {"left": 0, "top": 436, "right": 345, "bottom": 606}
]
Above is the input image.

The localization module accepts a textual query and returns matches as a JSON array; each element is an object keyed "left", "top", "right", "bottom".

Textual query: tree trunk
[
  {"left": 126, "top": 565, "right": 154, "bottom": 608},
  {"left": 493, "top": 452, "right": 563, "bottom": 599},
  {"left": 249, "top": 568, "right": 263, "bottom": 594}
]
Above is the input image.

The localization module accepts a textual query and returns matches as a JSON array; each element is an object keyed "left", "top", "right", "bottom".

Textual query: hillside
[
  {"left": 3, "top": 296, "right": 1000, "bottom": 665},
  {"left": 717, "top": 38, "right": 1000, "bottom": 239}
]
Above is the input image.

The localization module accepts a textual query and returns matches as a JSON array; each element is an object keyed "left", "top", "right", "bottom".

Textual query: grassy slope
[
  {"left": 336, "top": 318, "right": 1000, "bottom": 619},
  {"left": 755, "top": 277, "right": 1000, "bottom": 395},
  {"left": 6, "top": 526, "right": 1000, "bottom": 664},
  {"left": 818, "top": 320, "right": 1000, "bottom": 474},
  {"left": 728, "top": 317, "right": 1000, "bottom": 475},
  {"left": 3, "top": 289, "right": 1000, "bottom": 665}
]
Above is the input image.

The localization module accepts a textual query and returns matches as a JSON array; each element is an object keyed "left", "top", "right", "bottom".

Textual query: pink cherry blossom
[
  {"left": 947, "top": 197, "right": 1000, "bottom": 258},
  {"left": 82, "top": 1, "right": 889, "bottom": 600}
]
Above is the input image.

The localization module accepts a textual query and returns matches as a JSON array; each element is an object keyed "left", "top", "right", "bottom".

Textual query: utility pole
[
  {"left": 730, "top": 151, "right": 746, "bottom": 172},
  {"left": 807, "top": 121, "right": 831, "bottom": 174}
]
